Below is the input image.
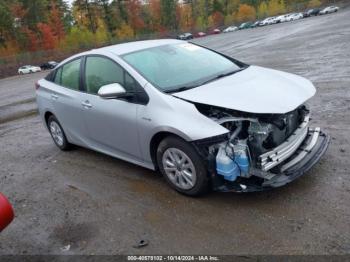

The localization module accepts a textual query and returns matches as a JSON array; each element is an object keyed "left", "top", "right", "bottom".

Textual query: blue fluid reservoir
[
  {"left": 216, "top": 147, "right": 240, "bottom": 181},
  {"left": 233, "top": 140, "right": 250, "bottom": 176},
  {"left": 235, "top": 154, "right": 249, "bottom": 174}
]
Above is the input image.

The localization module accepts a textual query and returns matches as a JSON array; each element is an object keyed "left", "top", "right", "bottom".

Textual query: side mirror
[{"left": 98, "top": 83, "right": 128, "bottom": 99}]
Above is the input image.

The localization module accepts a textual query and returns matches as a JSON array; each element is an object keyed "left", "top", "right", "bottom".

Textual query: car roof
[{"left": 96, "top": 39, "right": 183, "bottom": 56}]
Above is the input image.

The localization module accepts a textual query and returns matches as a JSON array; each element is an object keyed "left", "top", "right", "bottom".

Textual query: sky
[{"left": 65, "top": 0, "right": 74, "bottom": 7}]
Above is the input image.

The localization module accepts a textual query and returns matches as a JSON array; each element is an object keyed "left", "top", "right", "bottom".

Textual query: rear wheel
[
  {"left": 47, "top": 115, "right": 71, "bottom": 151},
  {"left": 156, "top": 136, "right": 209, "bottom": 196}
]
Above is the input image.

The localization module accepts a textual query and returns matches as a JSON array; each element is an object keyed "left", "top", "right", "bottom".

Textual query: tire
[
  {"left": 47, "top": 115, "right": 72, "bottom": 151},
  {"left": 156, "top": 136, "right": 209, "bottom": 196}
]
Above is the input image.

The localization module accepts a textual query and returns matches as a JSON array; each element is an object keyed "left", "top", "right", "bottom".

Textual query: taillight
[{"left": 35, "top": 81, "right": 40, "bottom": 90}]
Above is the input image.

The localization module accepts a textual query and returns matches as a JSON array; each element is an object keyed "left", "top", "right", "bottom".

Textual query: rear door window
[{"left": 60, "top": 59, "right": 81, "bottom": 90}]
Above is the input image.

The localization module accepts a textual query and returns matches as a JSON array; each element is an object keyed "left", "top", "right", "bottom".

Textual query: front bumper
[{"left": 213, "top": 129, "right": 330, "bottom": 193}]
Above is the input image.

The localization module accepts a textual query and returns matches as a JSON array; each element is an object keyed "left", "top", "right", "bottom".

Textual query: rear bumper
[{"left": 213, "top": 129, "right": 330, "bottom": 193}]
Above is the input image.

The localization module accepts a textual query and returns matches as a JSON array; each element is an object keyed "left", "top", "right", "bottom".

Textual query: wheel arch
[
  {"left": 44, "top": 111, "right": 54, "bottom": 126},
  {"left": 149, "top": 131, "right": 189, "bottom": 171}
]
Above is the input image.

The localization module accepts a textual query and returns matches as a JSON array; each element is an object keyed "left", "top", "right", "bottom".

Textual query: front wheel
[{"left": 156, "top": 136, "right": 209, "bottom": 196}]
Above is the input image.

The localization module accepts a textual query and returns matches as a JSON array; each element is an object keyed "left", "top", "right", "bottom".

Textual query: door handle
[
  {"left": 81, "top": 100, "right": 92, "bottom": 109},
  {"left": 51, "top": 94, "right": 58, "bottom": 100}
]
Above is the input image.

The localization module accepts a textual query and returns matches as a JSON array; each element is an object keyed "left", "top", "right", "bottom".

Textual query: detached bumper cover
[
  {"left": 214, "top": 129, "right": 330, "bottom": 193},
  {"left": 262, "top": 130, "right": 330, "bottom": 188}
]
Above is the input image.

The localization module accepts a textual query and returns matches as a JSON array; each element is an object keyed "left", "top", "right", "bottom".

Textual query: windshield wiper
[
  {"left": 165, "top": 85, "right": 199, "bottom": 94},
  {"left": 201, "top": 68, "right": 244, "bottom": 86},
  {"left": 165, "top": 68, "right": 244, "bottom": 94}
]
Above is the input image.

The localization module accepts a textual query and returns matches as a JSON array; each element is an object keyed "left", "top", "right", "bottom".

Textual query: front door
[{"left": 79, "top": 55, "right": 142, "bottom": 162}]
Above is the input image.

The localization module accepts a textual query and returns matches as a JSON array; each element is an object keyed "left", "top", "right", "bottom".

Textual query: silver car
[
  {"left": 319, "top": 6, "right": 339, "bottom": 15},
  {"left": 36, "top": 39, "right": 329, "bottom": 196}
]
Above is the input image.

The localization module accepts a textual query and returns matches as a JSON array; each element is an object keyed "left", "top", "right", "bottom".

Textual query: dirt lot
[{"left": 0, "top": 8, "right": 350, "bottom": 255}]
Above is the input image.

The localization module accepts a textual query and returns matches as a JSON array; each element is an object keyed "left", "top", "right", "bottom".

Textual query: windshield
[{"left": 122, "top": 43, "right": 242, "bottom": 93}]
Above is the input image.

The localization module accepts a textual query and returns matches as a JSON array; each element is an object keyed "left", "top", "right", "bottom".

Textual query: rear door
[
  {"left": 78, "top": 55, "right": 143, "bottom": 162},
  {"left": 50, "top": 58, "right": 88, "bottom": 146}
]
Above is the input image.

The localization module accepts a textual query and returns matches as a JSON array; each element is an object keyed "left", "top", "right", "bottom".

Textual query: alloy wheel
[{"left": 162, "top": 148, "right": 197, "bottom": 190}]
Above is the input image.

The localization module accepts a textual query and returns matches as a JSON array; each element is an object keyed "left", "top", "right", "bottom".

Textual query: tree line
[{"left": 0, "top": 0, "right": 325, "bottom": 57}]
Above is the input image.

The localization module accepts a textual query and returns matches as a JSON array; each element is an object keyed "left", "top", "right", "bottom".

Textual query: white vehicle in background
[
  {"left": 286, "top": 13, "right": 303, "bottom": 21},
  {"left": 18, "top": 65, "right": 41, "bottom": 74},
  {"left": 223, "top": 26, "right": 238, "bottom": 33},
  {"left": 260, "top": 17, "right": 275, "bottom": 26},
  {"left": 276, "top": 14, "right": 288, "bottom": 23},
  {"left": 270, "top": 16, "right": 279, "bottom": 24},
  {"left": 319, "top": 6, "right": 339, "bottom": 15}
]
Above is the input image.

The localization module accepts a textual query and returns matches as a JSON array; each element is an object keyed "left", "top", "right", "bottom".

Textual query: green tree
[
  {"left": 308, "top": 0, "right": 321, "bottom": 8},
  {"left": 19, "top": 0, "right": 48, "bottom": 29},
  {"left": 160, "top": 0, "right": 177, "bottom": 30},
  {"left": 268, "top": 0, "right": 286, "bottom": 16},
  {"left": 257, "top": 1, "right": 269, "bottom": 18},
  {"left": 73, "top": 0, "right": 99, "bottom": 33},
  {"left": 213, "top": 0, "right": 223, "bottom": 13},
  {"left": 99, "top": 0, "right": 114, "bottom": 34},
  {"left": 0, "top": 1, "right": 14, "bottom": 47}
]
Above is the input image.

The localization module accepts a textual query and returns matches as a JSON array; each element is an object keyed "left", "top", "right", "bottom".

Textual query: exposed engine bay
[{"left": 193, "top": 103, "right": 329, "bottom": 192}]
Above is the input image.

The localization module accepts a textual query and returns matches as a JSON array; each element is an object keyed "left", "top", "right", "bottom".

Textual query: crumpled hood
[{"left": 173, "top": 65, "right": 316, "bottom": 114}]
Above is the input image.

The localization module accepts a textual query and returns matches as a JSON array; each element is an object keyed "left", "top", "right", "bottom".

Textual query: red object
[{"left": 0, "top": 193, "right": 14, "bottom": 231}]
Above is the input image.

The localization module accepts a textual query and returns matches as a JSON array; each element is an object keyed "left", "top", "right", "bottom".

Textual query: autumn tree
[
  {"left": 0, "top": 0, "right": 335, "bottom": 58},
  {"left": 210, "top": 11, "right": 224, "bottom": 28},
  {"left": 48, "top": 2, "right": 65, "bottom": 42},
  {"left": 308, "top": 0, "right": 321, "bottom": 8},
  {"left": 55, "top": 0, "right": 73, "bottom": 32},
  {"left": 21, "top": 27, "right": 40, "bottom": 51},
  {"left": 73, "top": 0, "right": 99, "bottom": 33},
  {"left": 99, "top": 0, "right": 114, "bottom": 34},
  {"left": 257, "top": 1, "right": 269, "bottom": 18},
  {"left": 126, "top": 0, "right": 145, "bottom": 33},
  {"left": 37, "top": 22, "right": 56, "bottom": 50},
  {"left": 235, "top": 4, "right": 256, "bottom": 22},
  {"left": 179, "top": 3, "right": 193, "bottom": 32},
  {"left": 148, "top": 0, "right": 162, "bottom": 32},
  {"left": 268, "top": 0, "right": 286, "bottom": 16},
  {"left": 115, "top": 22, "right": 134, "bottom": 40},
  {"left": 19, "top": 0, "right": 48, "bottom": 30}
]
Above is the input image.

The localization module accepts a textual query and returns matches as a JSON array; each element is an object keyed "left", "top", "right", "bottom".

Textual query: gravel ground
[{"left": 0, "top": 8, "right": 350, "bottom": 255}]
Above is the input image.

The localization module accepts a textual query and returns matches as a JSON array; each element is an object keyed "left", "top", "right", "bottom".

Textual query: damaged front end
[{"left": 193, "top": 104, "right": 330, "bottom": 192}]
